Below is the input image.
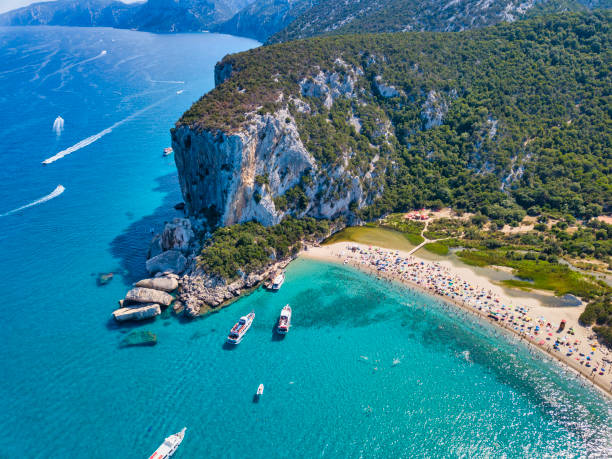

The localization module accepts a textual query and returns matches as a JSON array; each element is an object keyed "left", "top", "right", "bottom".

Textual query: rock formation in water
[
  {"left": 120, "top": 330, "right": 158, "bottom": 347},
  {"left": 125, "top": 287, "right": 174, "bottom": 306},
  {"left": 113, "top": 303, "right": 161, "bottom": 321},
  {"left": 135, "top": 277, "right": 179, "bottom": 292}
]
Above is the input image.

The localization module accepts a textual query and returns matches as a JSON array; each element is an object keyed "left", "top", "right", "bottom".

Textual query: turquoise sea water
[{"left": 0, "top": 27, "right": 611, "bottom": 458}]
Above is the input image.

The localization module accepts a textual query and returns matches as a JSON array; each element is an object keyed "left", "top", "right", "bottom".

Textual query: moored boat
[
  {"left": 227, "top": 312, "right": 255, "bottom": 344},
  {"left": 277, "top": 304, "right": 291, "bottom": 334},
  {"left": 163, "top": 147, "right": 173, "bottom": 156},
  {"left": 149, "top": 427, "right": 186, "bottom": 459},
  {"left": 268, "top": 272, "right": 285, "bottom": 291}
]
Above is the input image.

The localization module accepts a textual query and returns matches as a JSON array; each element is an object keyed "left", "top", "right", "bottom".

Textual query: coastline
[{"left": 300, "top": 241, "right": 612, "bottom": 399}]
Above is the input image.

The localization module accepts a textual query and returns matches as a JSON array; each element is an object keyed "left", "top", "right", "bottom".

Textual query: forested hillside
[
  {"left": 215, "top": 0, "right": 315, "bottom": 41},
  {"left": 269, "top": 0, "right": 610, "bottom": 42},
  {"left": 180, "top": 12, "right": 611, "bottom": 223},
  {"left": 2, "top": 0, "right": 607, "bottom": 41}
]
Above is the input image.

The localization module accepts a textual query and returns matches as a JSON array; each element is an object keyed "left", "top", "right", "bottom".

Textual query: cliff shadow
[{"left": 109, "top": 173, "right": 184, "bottom": 285}]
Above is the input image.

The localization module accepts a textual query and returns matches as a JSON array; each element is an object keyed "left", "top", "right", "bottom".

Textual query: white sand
[{"left": 301, "top": 241, "right": 612, "bottom": 398}]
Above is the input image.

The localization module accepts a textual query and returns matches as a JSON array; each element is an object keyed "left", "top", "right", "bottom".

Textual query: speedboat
[
  {"left": 149, "top": 427, "right": 186, "bottom": 459},
  {"left": 227, "top": 312, "right": 255, "bottom": 344},
  {"left": 269, "top": 272, "right": 285, "bottom": 291},
  {"left": 277, "top": 304, "right": 292, "bottom": 334},
  {"left": 257, "top": 384, "right": 264, "bottom": 396}
]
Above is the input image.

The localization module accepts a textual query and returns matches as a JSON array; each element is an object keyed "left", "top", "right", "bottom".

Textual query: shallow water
[{"left": 0, "top": 27, "right": 611, "bottom": 458}]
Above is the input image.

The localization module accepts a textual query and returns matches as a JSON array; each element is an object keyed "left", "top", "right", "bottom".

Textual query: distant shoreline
[{"left": 300, "top": 242, "right": 612, "bottom": 399}]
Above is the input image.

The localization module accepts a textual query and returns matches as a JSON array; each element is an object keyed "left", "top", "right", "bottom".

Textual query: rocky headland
[{"left": 112, "top": 215, "right": 307, "bottom": 321}]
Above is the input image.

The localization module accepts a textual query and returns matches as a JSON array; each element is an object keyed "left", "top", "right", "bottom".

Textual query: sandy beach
[{"left": 301, "top": 241, "right": 612, "bottom": 398}]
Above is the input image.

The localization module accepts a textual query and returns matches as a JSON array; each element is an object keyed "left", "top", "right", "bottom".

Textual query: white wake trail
[
  {"left": 42, "top": 50, "right": 108, "bottom": 82},
  {"left": 42, "top": 95, "right": 172, "bottom": 165},
  {"left": 149, "top": 80, "right": 185, "bottom": 84},
  {"left": 0, "top": 185, "right": 65, "bottom": 217},
  {"left": 52, "top": 116, "right": 65, "bottom": 136}
]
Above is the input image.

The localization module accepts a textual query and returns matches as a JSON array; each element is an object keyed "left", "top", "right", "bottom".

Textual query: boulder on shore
[
  {"left": 134, "top": 277, "right": 178, "bottom": 292},
  {"left": 113, "top": 303, "right": 161, "bottom": 321},
  {"left": 161, "top": 218, "right": 194, "bottom": 252},
  {"left": 145, "top": 250, "right": 186, "bottom": 275},
  {"left": 125, "top": 287, "right": 173, "bottom": 306}
]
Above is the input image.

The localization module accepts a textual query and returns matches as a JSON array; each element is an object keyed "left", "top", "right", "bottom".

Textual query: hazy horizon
[{"left": 0, "top": 0, "right": 143, "bottom": 15}]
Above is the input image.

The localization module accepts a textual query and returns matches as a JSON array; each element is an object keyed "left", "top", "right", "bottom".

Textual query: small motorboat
[
  {"left": 257, "top": 384, "right": 264, "bottom": 396},
  {"left": 163, "top": 147, "right": 173, "bottom": 157}
]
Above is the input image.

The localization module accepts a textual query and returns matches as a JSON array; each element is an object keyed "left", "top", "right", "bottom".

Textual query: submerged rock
[
  {"left": 120, "top": 331, "right": 157, "bottom": 347},
  {"left": 125, "top": 287, "right": 173, "bottom": 306},
  {"left": 134, "top": 277, "right": 179, "bottom": 292},
  {"left": 113, "top": 303, "right": 161, "bottom": 321},
  {"left": 97, "top": 272, "right": 114, "bottom": 286},
  {"left": 145, "top": 250, "right": 187, "bottom": 275}
]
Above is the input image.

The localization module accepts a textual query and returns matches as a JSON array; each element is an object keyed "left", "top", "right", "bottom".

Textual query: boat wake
[
  {"left": 0, "top": 185, "right": 65, "bottom": 217},
  {"left": 52, "top": 116, "right": 64, "bottom": 136},
  {"left": 42, "top": 95, "right": 172, "bottom": 165},
  {"left": 42, "top": 50, "right": 107, "bottom": 82},
  {"left": 149, "top": 79, "right": 184, "bottom": 84}
]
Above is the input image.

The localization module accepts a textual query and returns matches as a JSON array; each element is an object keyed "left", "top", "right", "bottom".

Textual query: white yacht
[
  {"left": 269, "top": 272, "right": 285, "bottom": 291},
  {"left": 277, "top": 304, "right": 292, "bottom": 334},
  {"left": 149, "top": 427, "right": 186, "bottom": 459},
  {"left": 227, "top": 312, "right": 255, "bottom": 344}
]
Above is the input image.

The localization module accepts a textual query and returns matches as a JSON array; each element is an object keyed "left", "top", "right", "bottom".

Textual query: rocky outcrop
[
  {"left": 178, "top": 259, "right": 291, "bottom": 317},
  {"left": 421, "top": 89, "right": 456, "bottom": 129},
  {"left": 149, "top": 218, "right": 195, "bottom": 258},
  {"left": 113, "top": 303, "right": 161, "bottom": 322},
  {"left": 173, "top": 108, "right": 317, "bottom": 226},
  {"left": 374, "top": 76, "right": 401, "bottom": 98},
  {"left": 134, "top": 277, "right": 179, "bottom": 292},
  {"left": 299, "top": 70, "right": 357, "bottom": 109},
  {"left": 146, "top": 250, "right": 187, "bottom": 275},
  {"left": 160, "top": 218, "right": 194, "bottom": 253},
  {"left": 125, "top": 287, "right": 174, "bottom": 306}
]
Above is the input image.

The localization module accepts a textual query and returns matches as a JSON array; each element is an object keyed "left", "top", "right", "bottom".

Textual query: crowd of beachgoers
[{"left": 304, "top": 242, "right": 612, "bottom": 396}]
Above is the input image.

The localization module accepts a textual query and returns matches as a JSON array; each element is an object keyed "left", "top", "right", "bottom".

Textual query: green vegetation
[
  {"left": 198, "top": 217, "right": 329, "bottom": 280},
  {"left": 379, "top": 213, "right": 425, "bottom": 244},
  {"left": 457, "top": 248, "right": 608, "bottom": 299},
  {"left": 423, "top": 242, "right": 449, "bottom": 256},
  {"left": 180, "top": 12, "right": 611, "bottom": 222},
  {"left": 423, "top": 218, "right": 467, "bottom": 240},
  {"left": 323, "top": 225, "right": 417, "bottom": 252},
  {"left": 181, "top": 12, "right": 612, "bottom": 345},
  {"left": 269, "top": 0, "right": 598, "bottom": 43},
  {"left": 580, "top": 295, "right": 612, "bottom": 347}
]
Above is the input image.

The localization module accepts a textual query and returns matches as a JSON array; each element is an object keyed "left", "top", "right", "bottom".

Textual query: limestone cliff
[{"left": 172, "top": 63, "right": 378, "bottom": 228}]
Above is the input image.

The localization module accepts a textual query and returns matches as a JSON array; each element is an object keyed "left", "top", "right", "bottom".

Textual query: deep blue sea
[{"left": 0, "top": 26, "right": 611, "bottom": 458}]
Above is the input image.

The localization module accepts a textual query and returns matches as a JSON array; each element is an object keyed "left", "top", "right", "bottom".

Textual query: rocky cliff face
[{"left": 172, "top": 83, "right": 372, "bottom": 227}]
